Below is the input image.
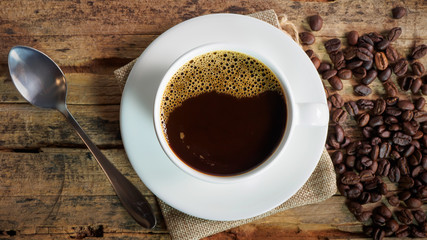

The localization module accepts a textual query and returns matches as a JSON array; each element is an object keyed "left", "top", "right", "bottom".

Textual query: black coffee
[{"left": 160, "top": 50, "right": 287, "bottom": 176}]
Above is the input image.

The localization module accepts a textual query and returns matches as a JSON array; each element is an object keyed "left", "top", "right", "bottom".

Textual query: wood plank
[
  {"left": 0, "top": 104, "right": 121, "bottom": 149},
  {"left": 1, "top": 71, "right": 123, "bottom": 105},
  {"left": 0, "top": 0, "right": 425, "bottom": 37}
]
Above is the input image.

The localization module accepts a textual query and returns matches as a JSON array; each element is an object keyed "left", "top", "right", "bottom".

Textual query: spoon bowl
[{"left": 8, "top": 46, "right": 156, "bottom": 229}]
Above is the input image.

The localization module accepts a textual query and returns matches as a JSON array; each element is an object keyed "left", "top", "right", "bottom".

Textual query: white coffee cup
[{"left": 153, "top": 43, "right": 328, "bottom": 184}]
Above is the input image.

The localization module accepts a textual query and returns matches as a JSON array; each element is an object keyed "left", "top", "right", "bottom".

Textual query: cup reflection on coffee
[{"left": 154, "top": 44, "right": 293, "bottom": 183}]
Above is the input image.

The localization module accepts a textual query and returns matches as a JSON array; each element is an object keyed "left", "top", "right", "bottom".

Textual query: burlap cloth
[{"left": 114, "top": 9, "right": 337, "bottom": 240}]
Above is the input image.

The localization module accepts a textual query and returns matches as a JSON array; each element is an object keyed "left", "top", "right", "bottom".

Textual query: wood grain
[{"left": 0, "top": 0, "right": 426, "bottom": 239}]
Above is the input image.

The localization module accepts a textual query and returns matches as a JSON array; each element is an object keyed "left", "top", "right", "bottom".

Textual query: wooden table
[{"left": 0, "top": 0, "right": 426, "bottom": 239}]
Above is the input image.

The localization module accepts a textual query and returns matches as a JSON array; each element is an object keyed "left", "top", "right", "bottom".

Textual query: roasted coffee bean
[
  {"left": 396, "top": 225, "right": 410, "bottom": 238},
  {"left": 357, "top": 113, "right": 370, "bottom": 127},
  {"left": 299, "top": 32, "right": 315, "bottom": 45},
  {"left": 357, "top": 47, "right": 374, "bottom": 61},
  {"left": 356, "top": 211, "right": 372, "bottom": 222},
  {"left": 398, "top": 100, "right": 415, "bottom": 111},
  {"left": 383, "top": 81, "right": 398, "bottom": 97},
  {"left": 415, "top": 98, "right": 426, "bottom": 110},
  {"left": 386, "top": 107, "right": 402, "bottom": 116},
  {"left": 317, "top": 62, "right": 331, "bottom": 73},
  {"left": 347, "top": 59, "right": 363, "bottom": 69},
  {"left": 322, "top": 69, "right": 337, "bottom": 80},
  {"left": 311, "top": 56, "right": 321, "bottom": 69},
  {"left": 414, "top": 210, "right": 426, "bottom": 223},
  {"left": 376, "top": 205, "right": 392, "bottom": 219},
  {"left": 328, "top": 134, "right": 341, "bottom": 149},
  {"left": 372, "top": 214, "right": 386, "bottom": 226},
  {"left": 369, "top": 115, "right": 384, "bottom": 127},
  {"left": 343, "top": 46, "right": 357, "bottom": 60},
  {"left": 414, "top": 111, "right": 427, "bottom": 123},
  {"left": 405, "top": 198, "right": 422, "bottom": 209},
  {"left": 387, "top": 195, "right": 400, "bottom": 206},
  {"left": 305, "top": 49, "right": 315, "bottom": 59},
  {"left": 329, "top": 51, "right": 344, "bottom": 64},
  {"left": 335, "top": 163, "right": 346, "bottom": 174},
  {"left": 341, "top": 137, "right": 351, "bottom": 148},
  {"left": 398, "top": 209, "right": 414, "bottom": 225},
  {"left": 353, "top": 67, "right": 367, "bottom": 79},
  {"left": 362, "top": 59, "right": 373, "bottom": 70},
  {"left": 328, "top": 76, "right": 343, "bottom": 90},
  {"left": 373, "top": 98, "right": 386, "bottom": 115},
  {"left": 403, "top": 121, "right": 419, "bottom": 136},
  {"left": 335, "top": 124, "right": 345, "bottom": 143},
  {"left": 325, "top": 38, "right": 341, "bottom": 53},
  {"left": 412, "top": 61, "right": 425, "bottom": 76},
  {"left": 356, "top": 99, "right": 375, "bottom": 110},
  {"left": 360, "top": 42, "right": 374, "bottom": 53},
  {"left": 374, "top": 52, "right": 388, "bottom": 70},
  {"left": 359, "top": 34, "right": 374, "bottom": 46},
  {"left": 354, "top": 84, "right": 372, "bottom": 96},
  {"left": 371, "top": 145, "right": 379, "bottom": 160},
  {"left": 410, "top": 226, "right": 426, "bottom": 238},
  {"left": 345, "top": 155, "right": 356, "bottom": 168},
  {"left": 332, "top": 108, "right": 350, "bottom": 123},
  {"left": 347, "top": 141, "right": 361, "bottom": 155},
  {"left": 362, "top": 126, "right": 374, "bottom": 138},
  {"left": 344, "top": 101, "right": 359, "bottom": 116},
  {"left": 422, "top": 84, "right": 427, "bottom": 95},
  {"left": 389, "top": 124, "right": 401, "bottom": 131},
  {"left": 363, "top": 225, "right": 374, "bottom": 237},
  {"left": 361, "top": 69, "right": 378, "bottom": 85},
  {"left": 337, "top": 69, "right": 352, "bottom": 79},
  {"left": 329, "top": 93, "right": 344, "bottom": 108},
  {"left": 404, "top": 144, "right": 415, "bottom": 157},
  {"left": 411, "top": 77, "right": 422, "bottom": 94},
  {"left": 388, "top": 27, "right": 402, "bottom": 42},
  {"left": 400, "top": 175, "right": 415, "bottom": 189},
  {"left": 399, "top": 190, "right": 412, "bottom": 201},
  {"left": 386, "top": 219, "right": 399, "bottom": 233},
  {"left": 376, "top": 39, "right": 390, "bottom": 51},
  {"left": 422, "top": 155, "right": 427, "bottom": 169},
  {"left": 331, "top": 151, "right": 344, "bottom": 165},
  {"left": 410, "top": 44, "right": 427, "bottom": 60},
  {"left": 386, "top": 97, "right": 399, "bottom": 106},
  {"left": 359, "top": 144, "right": 373, "bottom": 155},
  {"left": 377, "top": 159, "right": 391, "bottom": 176},
  {"left": 399, "top": 75, "right": 414, "bottom": 91},
  {"left": 398, "top": 157, "right": 411, "bottom": 175},
  {"left": 308, "top": 14, "right": 323, "bottom": 31},
  {"left": 359, "top": 169, "right": 375, "bottom": 182},
  {"left": 378, "top": 67, "right": 392, "bottom": 82},
  {"left": 393, "top": 132, "right": 412, "bottom": 146},
  {"left": 393, "top": 58, "right": 409, "bottom": 76},
  {"left": 413, "top": 130, "right": 423, "bottom": 140},
  {"left": 388, "top": 166, "right": 401, "bottom": 183},
  {"left": 347, "top": 187, "right": 362, "bottom": 199},
  {"left": 347, "top": 201, "right": 362, "bottom": 216},
  {"left": 370, "top": 192, "right": 382, "bottom": 203},
  {"left": 392, "top": 6, "right": 407, "bottom": 19},
  {"left": 371, "top": 137, "right": 382, "bottom": 145},
  {"left": 379, "top": 142, "right": 392, "bottom": 158},
  {"left": 409, "top": 150, "right": 422, "bottom": 165},
  {"left": 347, "top": 31, "right": 359, "bottom": 46},
  {"left": 334, "top": 59, "right": 346, "bottom": 70},
  {"left": 412, "top": 165, "right": 423, "bottom": 178},
  {"left": 367, "top": 32, "right": 383, "bottom": 43},
  {"left": 385, "top": 46, "right": 399, "bottom": 63},
  {"left": 402, "top": 110, "right": 414, "bottom": 122}
]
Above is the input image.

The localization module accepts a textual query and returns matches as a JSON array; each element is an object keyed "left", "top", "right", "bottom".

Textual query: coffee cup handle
[{"left": 296, "top": 103, "right": 329, "bottom": 126}]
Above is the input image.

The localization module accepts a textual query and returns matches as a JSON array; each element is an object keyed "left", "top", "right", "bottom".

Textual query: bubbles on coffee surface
[{"left": 161, "top": 50, "right": 283, "bottom": 124}]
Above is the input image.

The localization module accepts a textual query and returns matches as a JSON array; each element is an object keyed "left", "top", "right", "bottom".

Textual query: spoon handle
[{"left": 59, "top": 107, "right": 156, "bottom": 229}]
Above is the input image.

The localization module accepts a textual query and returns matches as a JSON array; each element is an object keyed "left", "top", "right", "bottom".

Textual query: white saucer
[{"left": 120, "top": 13, "right": 328, "bottom": 221}]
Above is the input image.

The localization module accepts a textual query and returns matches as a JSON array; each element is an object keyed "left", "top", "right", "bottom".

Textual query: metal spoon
[{"left": 8, "top": 46, "right": 156, "bottom": 229}]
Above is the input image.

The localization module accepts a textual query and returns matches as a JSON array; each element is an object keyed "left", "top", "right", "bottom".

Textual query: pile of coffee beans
[{"left": 304, "top": 7, "right": 427, "bottom": 239}]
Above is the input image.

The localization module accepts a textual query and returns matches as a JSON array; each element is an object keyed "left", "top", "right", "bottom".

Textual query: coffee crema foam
[{"left": 160, "top": 50, "right": 283, "bottom": 125}]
